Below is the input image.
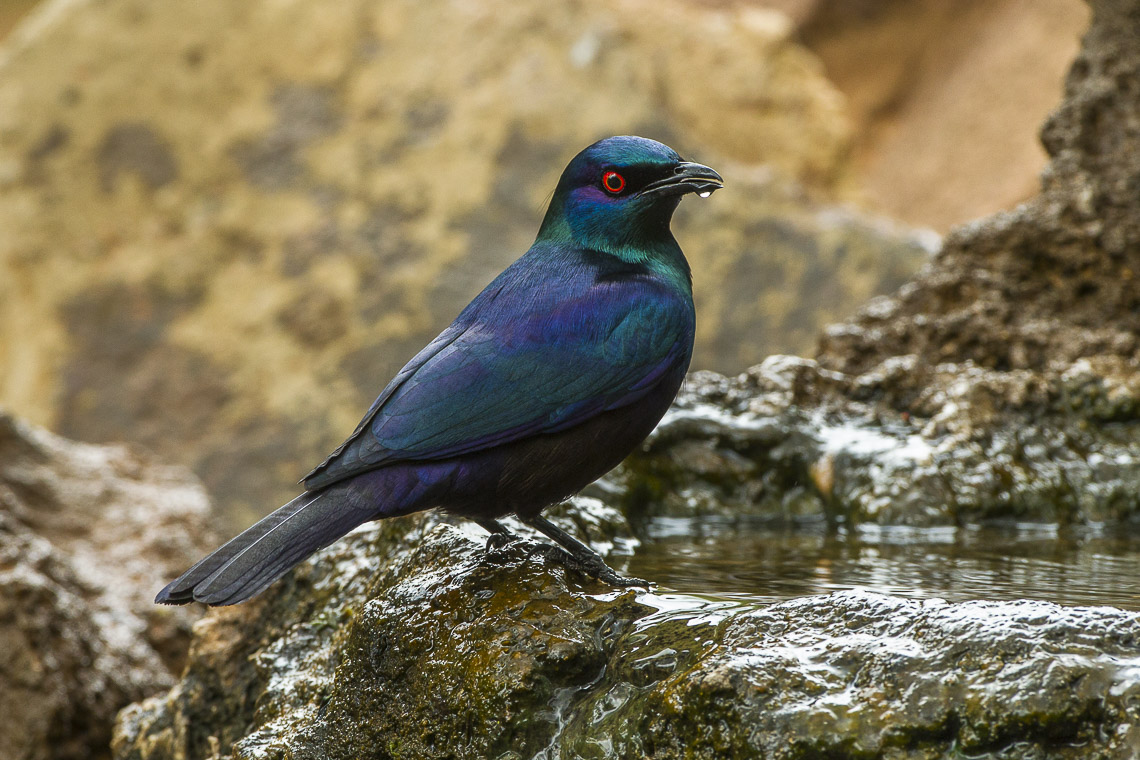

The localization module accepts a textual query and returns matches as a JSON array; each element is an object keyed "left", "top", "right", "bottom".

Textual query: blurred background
[{"left": 0, "top": 0, "right": 1086, "bottom": 527}]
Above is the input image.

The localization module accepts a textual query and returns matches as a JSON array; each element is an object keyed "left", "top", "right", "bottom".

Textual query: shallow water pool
[{"left": 622, "top": 517, "right": 1140, "bottom": 610}]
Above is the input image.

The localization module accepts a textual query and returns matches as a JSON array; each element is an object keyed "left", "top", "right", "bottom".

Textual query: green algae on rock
[
  {"left": 112, "top": 509, "right": 1140, "bottom": 760},
  {"left": 112, "top": 502, "right": 651, "bottom": 760}
]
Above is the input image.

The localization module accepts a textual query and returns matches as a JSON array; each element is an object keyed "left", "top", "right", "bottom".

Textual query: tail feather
[{"left": 156, "top": 488, "right": 374, "bottom": 606}]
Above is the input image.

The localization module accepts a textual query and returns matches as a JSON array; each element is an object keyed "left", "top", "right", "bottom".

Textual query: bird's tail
[{"left": 155, "top": 486, "right": 375, "bottom": 606}]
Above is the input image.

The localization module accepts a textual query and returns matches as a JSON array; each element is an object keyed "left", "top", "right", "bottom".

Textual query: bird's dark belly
[{"left": 422, "top": 371, "right": 684, "bottom": 520}]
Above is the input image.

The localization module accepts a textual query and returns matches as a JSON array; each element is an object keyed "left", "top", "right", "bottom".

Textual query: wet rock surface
[
  {"left": 609, "top": 353, "right": 1140, "bottom": 526},
  {"left": 0, "top": 411, "right": 216, "bottom": 760},
  {"left": 112, "top": 513, "right": 1140, "bottom": 760}
]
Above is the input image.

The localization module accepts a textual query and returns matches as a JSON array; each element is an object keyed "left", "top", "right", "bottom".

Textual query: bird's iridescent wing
[{"left": 303, "top": 257, "right": 692, "bottom": 490}]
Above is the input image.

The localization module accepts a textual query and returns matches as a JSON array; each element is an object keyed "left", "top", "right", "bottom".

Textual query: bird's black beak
[{"left": 643, "top": 161, "right": 724, "bottom": 197}]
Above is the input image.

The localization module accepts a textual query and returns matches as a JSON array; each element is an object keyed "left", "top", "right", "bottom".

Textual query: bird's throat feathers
[
  {"left": 536, "top": 206, "right": 691, "bottom": 291},
  {"left": 537, "top": 186, "right": 690, "bottom": 277}
]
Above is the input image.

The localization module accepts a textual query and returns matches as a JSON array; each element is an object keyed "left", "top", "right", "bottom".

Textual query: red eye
[{"left": 602, "top": 171, "right": 626, "bottom": 194}]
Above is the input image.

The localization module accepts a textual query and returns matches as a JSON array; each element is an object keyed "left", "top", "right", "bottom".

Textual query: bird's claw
[
  {"left": 576, "top": 556, "right": 652, "bottom": 588},
  {"left": 599, "top": 571, "right": 653, "bottom": 589},
  {"left": 525, "top": 542, "right": 650, "bottom": 589},
  {"left": 484, "top": 531, "right": 522, "bottom": 553},
  {"left": 477, "top": 518, "right": 650, "bottom": 588}
]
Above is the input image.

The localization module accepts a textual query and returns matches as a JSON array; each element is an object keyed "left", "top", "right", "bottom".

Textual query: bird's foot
[
  {"left": 518, "top": 514, "right": 651, "bottom": 588},
  {"left": 552, "top": 547, "right": 651, "bottom": 588},
  {"left": 474, "top": 514, "right": 651, "bottom": 588},
  {"left": 596, "top": 568, "right": 652, "bottom": 589},
  {"left": 530, "top": 543, "right": 650, "bottom": 587}
]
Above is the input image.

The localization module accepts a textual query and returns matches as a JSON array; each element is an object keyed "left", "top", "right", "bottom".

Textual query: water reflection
[{"left": 625, "top": 517, "right": 1140, "bottom": 610}]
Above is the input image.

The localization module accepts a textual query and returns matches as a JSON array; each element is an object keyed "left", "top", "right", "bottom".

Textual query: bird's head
[{"left": 538, "top": 136, "right": 722, "bottom": 261}]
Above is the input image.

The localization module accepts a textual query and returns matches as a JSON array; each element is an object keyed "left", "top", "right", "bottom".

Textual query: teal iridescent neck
[{"left": 537, "top": 196, "right": 691, "bottom": 292}]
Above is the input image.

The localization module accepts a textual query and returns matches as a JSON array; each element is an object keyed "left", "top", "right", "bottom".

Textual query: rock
[
  {"left": 111, "top": 517, "right": 1140, "bottom": 759},
  {"left": 574, "top": 591, "right": 1140, "bottom": 759},
  {"left": 0, "top": 411, "right": 217, "bottom": 760},
  {"left": 0, "top": 0, "right": 927, "bottom": 523},
  {"left": 111, "top": 502, "right": 640, "bottom": 760},
  {"left": 611, "top": 354, "right": 1140, "bottom": 526}
]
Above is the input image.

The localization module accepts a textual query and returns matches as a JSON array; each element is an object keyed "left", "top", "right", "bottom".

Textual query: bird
[{"left": 156, "top": 135, "right": 722, "bottom": 606}]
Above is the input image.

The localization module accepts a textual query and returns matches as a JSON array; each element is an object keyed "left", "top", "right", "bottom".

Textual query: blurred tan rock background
[
  {"left": 0, "top": 0, "right": 38, "bottom": 40},
  {"left": 0, "top": 0, "right": 1085, "bottom": 525},
  {"left": 775, "top": 0, "right": 1086, "bottom": 229}
]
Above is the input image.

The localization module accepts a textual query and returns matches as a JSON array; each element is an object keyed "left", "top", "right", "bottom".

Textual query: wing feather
[{"left": 303, "top": 254, "right": 693, "bottom": 491}]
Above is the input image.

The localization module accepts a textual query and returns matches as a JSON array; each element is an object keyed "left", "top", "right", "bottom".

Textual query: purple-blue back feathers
[{"left": 302, "top": 242, "right": 694, "bottom": 490}]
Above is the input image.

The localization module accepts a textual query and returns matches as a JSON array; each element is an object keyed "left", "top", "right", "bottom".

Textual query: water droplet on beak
[{"left": 698, "top": 191, "right": 711, "bottom": 199}]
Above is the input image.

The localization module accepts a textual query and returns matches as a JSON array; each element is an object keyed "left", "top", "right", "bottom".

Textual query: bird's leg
[
  {"left": 519, "top": 514, "right": 650, "bottom": 588},
  {"left": 473, "top": 517, "right": 518, "bottom": 551}
]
